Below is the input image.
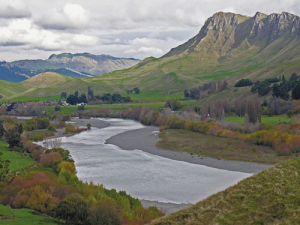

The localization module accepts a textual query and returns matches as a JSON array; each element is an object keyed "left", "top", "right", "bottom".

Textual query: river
[{"left": 52, "top": 118, "right": 251, "bottom": 204}]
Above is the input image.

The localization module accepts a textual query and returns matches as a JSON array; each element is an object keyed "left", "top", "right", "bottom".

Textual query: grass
[
  {"left": 47, "top": 100, "right": 196, "bottom": 114},
  {"left": 4, "top": 95, "right": 61, "bottom": 102},
  {"left": 157, "top": 129, "right": 291, "bottom": 164},
  {"left": 122, "top": 91, "right": 184, "bottom": 102},
  {"left": 151, "top": 157, "right": 300, "bottom": 225},
  {"left": 0, "top": 204, "right": 63, "bottom": 225},
  {"left": 0, "top": 141, "right": 35, "bottom": 172},
  {"left": 226, "top": 115, "right": 290, "bottom": 125}
]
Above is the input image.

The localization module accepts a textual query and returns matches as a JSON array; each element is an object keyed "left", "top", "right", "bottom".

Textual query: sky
[{"left": 0, "top": 0, "right": 300, "bottom": 62}]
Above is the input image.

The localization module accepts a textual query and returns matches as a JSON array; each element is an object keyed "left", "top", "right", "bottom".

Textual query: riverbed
[{"left": 54, "top": 118, "right": 252, "bottom": 209}]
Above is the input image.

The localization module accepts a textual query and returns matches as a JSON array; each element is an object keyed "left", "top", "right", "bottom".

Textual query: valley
[{"left": 1, "top": 8, "right": 300, "bottom": 225}]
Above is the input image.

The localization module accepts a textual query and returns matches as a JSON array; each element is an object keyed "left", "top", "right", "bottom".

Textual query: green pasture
[
  {"left": 0, "top": 204, "right": 63, "bottom": 225},
  {"left": 0, "top": 141, "right": 35, "bottom": 172},
  {"left": 226, "top": 115, "right": 290, "bottom": 125}
]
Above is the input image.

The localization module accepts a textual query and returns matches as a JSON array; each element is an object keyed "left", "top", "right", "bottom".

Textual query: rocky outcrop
[{"left": 164, "top": 11, "right": 300, "bottom": 58}]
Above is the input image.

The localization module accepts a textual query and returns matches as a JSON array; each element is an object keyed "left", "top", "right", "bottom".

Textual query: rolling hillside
[
  {"left": 1, "top": 11, "right": 300, "bottom": 100},
  {"left": 150, "top": 157, "right": 300, "bottom": 225}
]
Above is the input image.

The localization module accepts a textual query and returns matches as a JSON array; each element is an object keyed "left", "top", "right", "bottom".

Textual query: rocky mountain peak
[{"left": 205, "top": 12, "right": 245, "bottom": 32}]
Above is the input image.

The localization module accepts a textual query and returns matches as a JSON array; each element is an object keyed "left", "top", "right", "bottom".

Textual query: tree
[
  {"left": 292, "top": 83, "right": 300, "bottom": 100},
  {"left": 61, "top": 92, "right": 67, "bottom": 99},
  {"left": 88, "top": 87, "right": 94, "bottom": 101},
  {"left": 112, "top": 93, "right": 122, "bottom": 102},
  {"left": 45, "top": 148, "right": 74, "bottom": 162},
  {"left": 234, "top": 79, "right": 253, "bottom": 87},
  {"left": 184, "top": 89, "right": 190, "bottom": 98},
  {"left": 79, "top": 93, "right": 87, "bottom": 103},
  {"left": 4, "top": 126, "right": 23, "bottom": 148},
  {"left": 75, "top": 91, "right": 79, "bottom": 97},
  {"left": 0, "top": 157, "right": 10, "bottom": 182},
  {"left": 165, "top": 100, "right": 182, "bottom": 111},
  {"left": 88, "top": 201, "right": 122, "bottom": 225},
  {"left": 133, "top": 87, "right": 140, "bottom": 94},
  {"left": 39, "top": 152, "right": 63, "bottom": 170},
  {"left": 55, "top": 194, "right": 89, "bottom": 225},
  {"left": 0, "top": 120, "right": 4, "bottom": 138},
  {"left": 66, "top": 95, "right": 78, "bottom": 105},
  {"left": 0, "top": 93, "right": 3, "bottom": 99}
]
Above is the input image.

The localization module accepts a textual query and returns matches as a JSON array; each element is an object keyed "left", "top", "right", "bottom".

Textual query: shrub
[
  {"left": 39, "top": 152, "right": 63, "bottom": 171},
  {"left": 234, "top": 79, "right": 253, "bottom": 87},
  {"left": 36, "top": 117, "right": 50, "bottom": 129},
  {"left": 47, "top": 125, "right": 56, "bottom": 131},
  {"left": 87, "top": 123, "right": 91, "bottom": 130},
  {"left": 88, "top": 200, "right": 122, "bottom": 225},
  {"left": 55, "top": 193, "right": 89, "bottom": 225},
  {"left": 65, "top": 124, "right": 76, "bottom": 133},
  {"left": 62, "top": 114, "right": 71, "bottom": 121}
]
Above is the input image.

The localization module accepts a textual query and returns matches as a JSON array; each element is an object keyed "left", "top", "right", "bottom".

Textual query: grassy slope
[
  {"left": 1, "top": 14, "right": 300, "bottom": 103},
  {"left": 0, "top": 141, "right": 35, "bottom": 172},
  {"left": 157, "top": 129, "right": 291, "bottom": 164},
  {"left": 0, "top": 204, "right": 63, "bottom": 225},
  {"left": 151, "top": 157, "right": 300, "bottom": 225},
  {"left": 47, "top": 100, "right": 195, "bottom": 114}
]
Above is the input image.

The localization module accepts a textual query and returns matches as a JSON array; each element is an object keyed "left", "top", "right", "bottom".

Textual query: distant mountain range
[
  {"left": 1, "top": 11, "right": 300, "bottom": 100},
  {"left": 0, "top": 53, "right": 140, "bottom": 82}
]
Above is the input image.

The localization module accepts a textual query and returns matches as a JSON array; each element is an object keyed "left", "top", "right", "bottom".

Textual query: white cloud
[
  {"left": 37, "top": 3, "right": 89, "bottom": 30},
  {"left": 0, "top": 0, "right": 31, "bottom": 19},
  {"left": 1, "top": 0, "right": 300, "bottom": 61}
]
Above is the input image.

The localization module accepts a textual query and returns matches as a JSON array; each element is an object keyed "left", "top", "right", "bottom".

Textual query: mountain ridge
[
  {"left": 1, "top": 11, "right": 300, "bottom": 100},
  {"left": 0, "top": 53, "right": 140, "bottom": 82}
]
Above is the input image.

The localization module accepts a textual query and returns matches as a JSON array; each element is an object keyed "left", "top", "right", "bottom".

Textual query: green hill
[
  {"left": 2, "top": 12, "right": 300, "bottom": 100},
  {"left": 150, "top": 157, "right": 300, "bottom": 225}
]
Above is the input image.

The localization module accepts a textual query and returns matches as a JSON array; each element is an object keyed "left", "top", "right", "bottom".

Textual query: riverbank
[{"left": 105, "top": 126, "right": 272, "bottom": 174}]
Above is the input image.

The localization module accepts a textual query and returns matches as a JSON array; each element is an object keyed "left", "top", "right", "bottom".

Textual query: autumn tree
[
  {"left": 39, "top": 152, "right": 63, "bottom": 170},
  {"left": 247, "top": 99, "right": 261, "bottom": 123}
]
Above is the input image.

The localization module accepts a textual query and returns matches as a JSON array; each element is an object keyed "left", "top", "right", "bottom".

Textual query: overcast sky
[{"left": 0, "top": 0, "right": 299, "bottom": 61}]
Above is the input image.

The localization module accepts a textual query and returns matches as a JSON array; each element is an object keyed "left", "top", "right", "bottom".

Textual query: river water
[{"left": 55, "top": 118, "right": 251, "bottom": 204}]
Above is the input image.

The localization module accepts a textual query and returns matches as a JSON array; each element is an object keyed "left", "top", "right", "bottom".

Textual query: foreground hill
[
  {"left": 0, "top": 53, "right": 139, "bottom": 82},
  {"left": 2, "top": 11, "right": 300, "bottom": 99},
  {"left": 150, "top": 157, "right": 300, "bottom": 225}
]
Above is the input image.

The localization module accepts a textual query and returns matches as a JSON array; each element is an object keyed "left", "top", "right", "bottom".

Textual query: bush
[
  {"left": 87, "top": 123, "right": 91, "bottom": 130},
  {"left": 62, "top": 114, "right": 71, "bottom": 121},
  {"left": 78, "top": 105, "right": 85, "bottom": 111},
  {"left": 48, "top": 125, "right": 56, "bottom": 131},
  {"left": 39, "top": 152, "right": 63, "bottom": 171},
  {"left": 234, "top": 79, "right": 253, "bottom": 87},
  {"left": 88, "top": 201, "right": 122, "bottom": 225},
  {"left": 55, "top": 105, "right": 61, "bottom": 112},
  {"left": 55, "top": 193, "right": 89, "bottom": 225},
  {"left": 36, "top": 117, "right": 50, "bottom": 129}
]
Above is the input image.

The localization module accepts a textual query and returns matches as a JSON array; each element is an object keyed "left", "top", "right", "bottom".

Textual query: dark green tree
[
  {"left": 0, "top": 157, "right": 10, "bottom": 182},
  {"left": 55, "top": 194, "right": 89, "bottom": 225},
  {"left": 4, "top": 126, "right": 23, "bottom": 148},
  {"left": 133, "top": 87, "right": 140, "bottom": 94},
  {"left": 292, "top": 83, "right": 300, "bottom": 100}
]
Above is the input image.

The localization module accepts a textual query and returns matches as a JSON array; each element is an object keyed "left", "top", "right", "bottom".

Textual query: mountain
[
  {"left": 0, "top": 53, "right": 140, "bottom": 82},
  {"left": 1, "top": 11, "right": 300, "bottom": 99}
]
